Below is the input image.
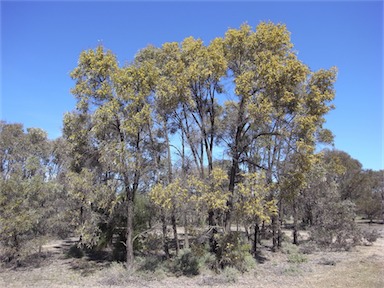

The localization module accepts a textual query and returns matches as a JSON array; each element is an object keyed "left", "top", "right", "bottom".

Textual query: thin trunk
[
  {"left": 261, "top": 220, "right": 266, "bottom": 240},
  {"left": 126, "top": 188, "right": 134, "bottom": 269},
  {"left": 164, "top": 119, "right": 173, "bottom": 184},
  {"left": 171, "top": 208, "right": 179, "bottom": 255},
  {"left": 161, "top": 211, "right": 170, "bottom": 258},
  {"left": 293, "top": 199, "right": 298, "bottom": 245},
  {"left": 277, "top": 199, "right": 283, "bottom": 248},
  {"left": 272, "top": 215, "right": 278, "bottom": 252},
  {"left": 184, "top": 213, "right": 189, "bottom": 249},
  {"left": 253, "top": 223, "right": 259, "bottom": 256}
]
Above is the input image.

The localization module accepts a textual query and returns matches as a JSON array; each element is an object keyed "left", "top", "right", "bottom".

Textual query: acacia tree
[
  {"left": 66, "top": 46, "right": 156, "bottom": 267},
  {"left": 222, "top": 23, "right": 336, "bottom": 250}
]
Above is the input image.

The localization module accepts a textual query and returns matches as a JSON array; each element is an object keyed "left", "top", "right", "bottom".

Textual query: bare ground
[{"left": 1, "top": 223, "right": 383, "bottom": 288}]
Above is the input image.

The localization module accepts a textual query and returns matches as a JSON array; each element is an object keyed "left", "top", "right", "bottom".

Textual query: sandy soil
[{"left": 1, "top": 223, "right": 383, "bottom": 288}]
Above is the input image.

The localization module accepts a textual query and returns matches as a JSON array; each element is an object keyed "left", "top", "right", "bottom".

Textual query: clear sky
[{"left": 1, "top": 0, "right": 383, "bottom": 170}]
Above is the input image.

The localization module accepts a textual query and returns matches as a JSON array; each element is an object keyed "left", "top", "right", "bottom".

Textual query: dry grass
[{"left": 1, "top": 223, "right": 383, "bottom": 288}]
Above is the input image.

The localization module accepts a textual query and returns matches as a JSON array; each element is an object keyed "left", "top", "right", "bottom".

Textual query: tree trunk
[
  {"left": 126, "top": 190, "right": 134, "bottom": 269},
  {"left": 161, "top": 211, "right": 169, "bottom": 259},
  {"left": 293, "top": 199, "right": 298, "bottom": 245},
  {"left": 253, "top": 223, "right": 259, "bottom": 256},
  {"left": 184, "top": 213, "right": 189, "bottom": 249},
  {"left": 225, "top": 156, "right": 239, "bottom": 232},
  {"left": 171, "top": 209, "right": 179, "bottom": 255},
  {"left": 261, "top": 220, "right": 266, "bottom": 240},
  {"left": 277, "top": 210, "right": 283, "bottom": 248},
  {"left": 272, "top": 215, "right": 278, "bottom": 252}
]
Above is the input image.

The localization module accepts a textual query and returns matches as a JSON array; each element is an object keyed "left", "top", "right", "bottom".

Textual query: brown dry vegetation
[{"left": 1, "top": 222, "right": 383, "bottom": 288}]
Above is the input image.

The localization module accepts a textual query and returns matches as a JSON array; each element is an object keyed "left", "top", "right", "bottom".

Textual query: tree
[
  {"left": 221, "top": 23, "right": 336, "bottom": 250},
  {"left": 66, "top": 45, "right": 157, "bottom": 267},
  {"left": 235, "top": 172, "right": 277, "bottom": 254},
  {"left": 357, "top": 170, "right": 384, "bottom": 223},
  {"left": 0, "top": 122, "right": 65, "bottom": 261}
]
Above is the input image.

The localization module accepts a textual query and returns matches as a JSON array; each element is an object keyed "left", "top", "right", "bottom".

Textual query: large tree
[
  {"left": 66, "top": 46, "right": 156, "bottom": 267},
  {"left": 221, "top": 23, "right": 336, "bottom": 247}
]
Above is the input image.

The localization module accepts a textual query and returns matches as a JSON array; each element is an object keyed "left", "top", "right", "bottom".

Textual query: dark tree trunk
[
  {"left": 253, "top": 223, "right": 259, "bottom": 256},
  {"left": 161, "top": 211, "right": 170, "bottom": 258},
  {"left": 126, "top": 190, "right": 134, "bottom": 269},
  {"left": 171, "top": 209, "right": 179, "bottom": 255},
  {"left": 293, "top": 200, "right": 298, "bottom": 245}
]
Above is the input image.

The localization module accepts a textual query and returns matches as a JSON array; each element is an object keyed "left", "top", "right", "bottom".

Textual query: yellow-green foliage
[
  {"left": 236, "top": 172, "right": 277, "bottom": 223},
  {"left": 149, "top": 178, "right": 189, "bottom": 211},
  {"left": 188, "top": 168, "right": 231, "bottom": 212}
]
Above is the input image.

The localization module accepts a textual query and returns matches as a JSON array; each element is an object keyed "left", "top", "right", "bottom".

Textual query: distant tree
[
  {"left": 0, "top": 122, "right": 65, "bottom": 261},
  {"left": 298, "top": 154, "right": 360, "bottom": 249},
  {"left": 356, "top": 169, "right": 384, "bottom": 223}
]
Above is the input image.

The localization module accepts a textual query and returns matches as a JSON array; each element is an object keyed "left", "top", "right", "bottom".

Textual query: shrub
[
  {"left": 198, "top": 251, "right": 217, "bottom": 271},
  {"left": 136, "top": 255, "right": 162, "bottom": 272},
  {"left": 221, "top": 266, "right": 239, "bottom": 283},
  {"left": 310, "top": 199, "right": 361, "bottom": 251},
  {"left": 98, "top": 262, "right": 132, "bottom": 286},
  {"left": 282, "top": 242, "right": 299, "bottom": 255},
  {"left": 171, "top": 249, "right": 200, "bottom": 276},
  {"left": 363, "top": 229, "right": 379, "bottom": 243},
  {"left": 215, "top": 232, "right": 253, "bottom": 272},
  {"left": 287, "top": 253, "right": 307, "bottom": 264}
]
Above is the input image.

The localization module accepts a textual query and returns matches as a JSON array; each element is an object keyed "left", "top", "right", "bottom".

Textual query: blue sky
[{"left": 1, "top": 1, "right": 383, "bottom": 170}]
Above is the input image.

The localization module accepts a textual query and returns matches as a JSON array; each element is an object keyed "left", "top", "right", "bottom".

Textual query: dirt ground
[{"left": 1, "top": 223, "right": 383, "bottom": 288}]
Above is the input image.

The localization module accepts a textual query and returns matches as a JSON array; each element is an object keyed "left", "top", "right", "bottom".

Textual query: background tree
[{"left": 0, "top": 122, "right": 67, "bottom": 262}]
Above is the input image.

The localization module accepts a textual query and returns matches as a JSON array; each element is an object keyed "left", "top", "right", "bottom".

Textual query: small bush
[
  {"left": 287, "top": 253, "right": 307, "bottom": 264},
  {"left": 283, "top": 264, "right": 301, "bottom": 276},
  {"left": 221, "top": 266, "right": 239, "bottom": 283},
  {"left": 282, "top": 242, "right": 299, "bottom": 255},
  {"left": 98, "top": 262, "right": 132, "bottom": 286},
  {"left": 136, "top": 255, "right": 162, "bottom": 272},
  {"left": 243, "top": 253, "right": 256, "bottom": 271},
  {"left": 363, "top": 229, "right": 379, "bottom": 243},
  {"left": 172, "top": 249, "right": 200, "bottom": 276},
  {"left": 198, "top": 251, "right": 217, "bottom": 271},
  {"left": 215, "top": 232, "right": 252, "bottom": 272}
]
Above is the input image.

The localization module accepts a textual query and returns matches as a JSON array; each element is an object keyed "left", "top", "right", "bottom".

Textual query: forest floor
[{"left": 1, "top": 222, "right": 383, "bottom": 288}]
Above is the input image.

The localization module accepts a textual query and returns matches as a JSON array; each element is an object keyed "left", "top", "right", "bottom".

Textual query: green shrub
[
  {"left": 282, "top": 242, "right": 299, "bottom": 255},
  {"left": 198, "top": 251, "right": 217, "bottom": 271},
  {"left": 136, "top": 255, "right": 162, "bottom": 272},
  {"left": 221, "top": 266, "right": 239, "bottom": 283},
  {"left": 172, "top": 249, "right": 200, "bottom": 276},
  {"left": 287, "top": 252, "right": 307, "bottom": 264},
  {"left": 215, "top": 232, "right": 253, "bottom": 272}
]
